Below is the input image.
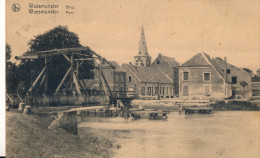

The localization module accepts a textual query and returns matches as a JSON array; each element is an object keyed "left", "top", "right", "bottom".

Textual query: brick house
[
  {"left": 151, "top": 53, "right": 179, "bottom": 97},
  {"left": 179, "top": 53, "right": 232, "bottom": 100},
  {"left": 121, "top": 63, "right": 174, "bottom": 99},
  {"left": 215, "top": 57, "right": 252, "bottom": 98},
  {"left": 251, "top": 73, "right": 260, "bottom": 97},
  {"left": 83, "top": 61, "right": 126, "bottom": 97}
]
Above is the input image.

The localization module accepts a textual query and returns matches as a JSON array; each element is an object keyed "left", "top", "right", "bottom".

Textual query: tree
[
  {"left": 17, "top": 25, "right": 94, "bottom": 93},
  {"left": 6, "top": 44, "right": 18, "bottom": 92},
  {"left": 6, "top": 43, "right": 11, "bottom": 61},
  {"left": 242, "top": 68, "right": 252, "bottom": 74}
]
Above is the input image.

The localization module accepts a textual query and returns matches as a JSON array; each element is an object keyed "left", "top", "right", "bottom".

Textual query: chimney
[
  {"left": 129, "top": 62, "right": 132, "bottom": 65},
  {"left": 159, "top": 53, "right": 161, "bottom": 57}
]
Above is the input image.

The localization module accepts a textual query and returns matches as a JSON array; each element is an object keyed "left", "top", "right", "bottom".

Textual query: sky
[{"left": 6, "top": 0, "right": 260, "bottom": 73}]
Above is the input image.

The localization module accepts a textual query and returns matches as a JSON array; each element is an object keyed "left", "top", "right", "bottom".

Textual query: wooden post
[
  {"left": 99, "top": 59, "right": 102, "bottom": 93},
  {"left": 73, "top": 72, "right": 82, "bottom": 95},
  {"left": 28, "top": 67, "right": 46, "bottom": 92},
  {"left": 76, "top": 60, "right": 79, "bottom": 80},
  {"left": 70, "top": 54, "right": 74, "bottom": 91},
  {"left": 44, "top": 57, "right": 48, "bottom": 92},
  {"left": 54, "top": 67, "right": 72, "bottom": 95}
]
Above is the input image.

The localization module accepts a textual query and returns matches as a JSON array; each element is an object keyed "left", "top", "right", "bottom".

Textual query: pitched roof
[
  {"left": 214, "top": 57, "right": 251, "bottom": 75},
  {"left": 181, "top": 53, "right": 225, "bottom": 79},
  {"left": 161, "top": 55, "right": 179, "bottom": 67},
  {"left": 203, "top": 53, "right": 225, "bottom": 78},
  {"left": 122, "top": 64, "right": 173, "bottom": 83},
  {"left": 99, "top": 61, "right": 124, "bottom": 71},
  {"left": 181, "top": 53, "right": 210, "bottom": 67}
]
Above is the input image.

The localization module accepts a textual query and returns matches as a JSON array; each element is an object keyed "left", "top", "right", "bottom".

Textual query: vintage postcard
[{"left": 5, "top": 0, "right": 260, "bottom": 157}]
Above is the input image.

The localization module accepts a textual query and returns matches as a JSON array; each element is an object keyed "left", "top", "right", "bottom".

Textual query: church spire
[
  {"left": 138, "top": 26, "right": 148, "bottom": 55},
  {"left": 134, "top": 26, "right": 151, "bottom": 67}
]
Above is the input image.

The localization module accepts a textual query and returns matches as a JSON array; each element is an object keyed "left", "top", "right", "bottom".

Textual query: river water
[{"left": 78, "top": 111, "right": 260, "bottom": 158}]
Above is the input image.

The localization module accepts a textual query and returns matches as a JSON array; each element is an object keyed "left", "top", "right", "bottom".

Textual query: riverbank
[
  {"left": 6, "top": 109, "right": 116, "bottom": 158},
  {"left": 210, "top": 100, "right": 260, "bottom": 110},
  {"left": 131, "top": 99, "right": 260, "bottom": 111}
]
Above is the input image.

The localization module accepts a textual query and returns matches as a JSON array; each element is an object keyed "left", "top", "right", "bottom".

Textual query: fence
[{"left": 32, "top": 95, "right": 109, "bottom": 106}]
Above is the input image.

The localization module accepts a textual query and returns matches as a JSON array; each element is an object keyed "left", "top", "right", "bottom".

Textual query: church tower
[{"left": 134, "top": 26, "right": 151, "bottom": 67}]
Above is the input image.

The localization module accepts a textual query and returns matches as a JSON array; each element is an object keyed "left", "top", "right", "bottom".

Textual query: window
[
  {"left": 115, "top": 75, "right": 119, "bottom": 82},
  {"left": 128, "top": 76, "right": 132, "bottom": 82},
  {"left": 232, "top": 76, "right": 237, "bottom": 84},
  {"left": 227, "top": 69, "right": 230, "bottom": 74},
  {"left": 120, "top": 74, "right": 124, "bottom": 83},
  {"left": 147, "top": 87, "right": 151, "bottom": 95},
  {"left": 155, "top": 87, "right": 159, "bottom": 94},
  {"left": 162, "top": 87, "right": 165, "bottom": 94},
  {"left": 183, "top": 72, "right": 189, "bottom": 81},
  {"left": 141, "top": 87, "right": 145, "bottom": 95},
  {"left": 140, "top": 63, "right": 144, "bottom": 67},
  {"left": 157, "top": 60, "right": 160, "bottom": 64},
  {"left": 204, "top": 73, "right": 211, "bottom": 82}
]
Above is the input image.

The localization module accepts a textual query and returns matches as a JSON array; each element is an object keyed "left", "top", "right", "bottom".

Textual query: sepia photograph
[{"left": 4, "top": 0, "right": 260, "bottom": 157}]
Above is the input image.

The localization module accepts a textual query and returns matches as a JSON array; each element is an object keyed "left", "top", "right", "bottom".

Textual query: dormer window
[{"left": 157, "top": 60, "right": 160, "bottom": 64}]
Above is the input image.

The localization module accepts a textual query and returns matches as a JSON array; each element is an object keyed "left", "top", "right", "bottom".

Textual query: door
[
  {"left": 183, "top": 85, "right": 189, "bottom": 96},
  {"left": 203, "top": 85, "right": 211, "bottom": 96}
]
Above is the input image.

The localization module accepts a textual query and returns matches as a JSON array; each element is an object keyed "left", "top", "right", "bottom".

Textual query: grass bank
[{"left": 6, "top": 110, "right": 116, "bottom": 158}]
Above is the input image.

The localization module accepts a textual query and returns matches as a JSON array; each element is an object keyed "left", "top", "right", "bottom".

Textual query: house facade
[
  {"left": 121, "top": 63, "right": 174, "bottom": 99},
  {"left": 91, "top": 61, "right": 126, "bottom": 97},
  {"left": 179, "top": 53, "right": 232, "bottom": 100},
  {"left": 252, "top": 74, "right": 260, "bottom": 97},
  {"left": 151, "top": 53, "right": 179, "bottom": 97},
  {"left": 215, "top": 57, "right": 252, "bottom": 98}
]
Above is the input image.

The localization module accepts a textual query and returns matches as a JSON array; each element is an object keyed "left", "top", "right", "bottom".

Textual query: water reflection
[{"left": 78, "top": 111, "right": 260, "bottom": 158}]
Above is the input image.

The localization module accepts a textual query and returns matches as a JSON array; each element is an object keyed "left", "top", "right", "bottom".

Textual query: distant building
[
  {"left": 179, "top": 53, "right": 232, "bottom": 100},
  {"left": 257, "top": 68, "right": 260, "bottom": 76},
  {"left": 134, "top": 27, "right": 151, "bottom": 67},
  {"left": 215, "top": 57, "right": 252, "bottom": 98},
  {"left": 121, "top": 63, "right": 174, "bottom": 99},
  {"left": 84, "top": 61, "right": 126, "bottom": 97},
  {"left": 252, "top": 73, "right": 260, "bottom": 96},
  {"left": 151, "top": 53, "right": 179, "bottom": 96}
]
